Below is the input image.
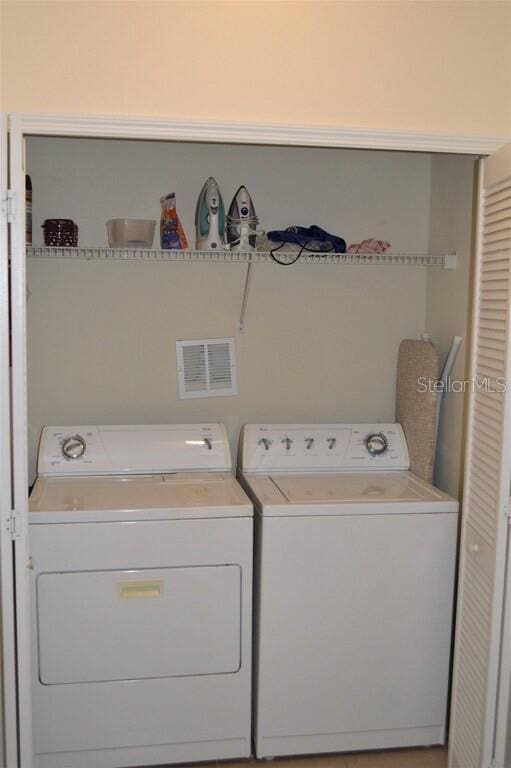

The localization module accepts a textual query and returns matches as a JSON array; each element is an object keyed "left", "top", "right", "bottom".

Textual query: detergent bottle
[{"left": 160, "top": 193, "right": 188, "bottom": 249}]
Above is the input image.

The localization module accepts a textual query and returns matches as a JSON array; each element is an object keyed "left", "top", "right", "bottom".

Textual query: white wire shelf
[{"left": 27, "top": 246, "right": 457, "bottom": 269}]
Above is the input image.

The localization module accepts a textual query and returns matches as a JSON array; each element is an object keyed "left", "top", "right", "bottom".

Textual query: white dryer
[
  {"left": 239, "top": 423, "right": 458, "bottom": 759},
  {"left": 29, "top": 424, "right": 253, "bottom": 768}
]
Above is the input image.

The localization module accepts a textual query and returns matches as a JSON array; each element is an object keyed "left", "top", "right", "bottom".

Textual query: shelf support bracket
[
  {"left": 238, "top": 259, "right": 254, "bottom": 332},
  {"left": 443, "top": 252, "right": 457, "bottom": 270}
]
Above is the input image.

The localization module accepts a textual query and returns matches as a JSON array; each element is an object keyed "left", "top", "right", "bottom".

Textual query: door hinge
[
  {"left": 1, "top": 190, "right": 16, "bottom": 224},
  {"left": 7, "top": 190, "right": 16, "bottom": 223},
  {"left": 6, "top": 510, "right": 21, "bottom": 541}
]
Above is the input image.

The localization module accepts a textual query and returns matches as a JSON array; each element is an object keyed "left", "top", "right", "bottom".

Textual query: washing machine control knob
[
  {"left": 62, "top": 435, "right": 86, "bottom": 460},
  {"left": 365, "top": 432, "right": 388, "bottom": 456},
  {"left": 282, "top": 437, "right": 293, "bottom": 451},
  {"left": 258, "top": 438, "right": 271, "bottom": 451}
]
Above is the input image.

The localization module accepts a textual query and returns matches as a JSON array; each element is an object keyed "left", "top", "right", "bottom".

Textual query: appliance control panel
[
  {"left": 37, "top": 424, "right": 232, "bottom": 476},
  {"left": 240, "top": 423, "right": 409, "bottom": 472}
]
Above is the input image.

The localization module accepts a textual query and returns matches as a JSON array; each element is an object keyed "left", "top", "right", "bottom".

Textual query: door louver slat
[
  {"left": 484, "top": 201, "right": 511, "bottom": 216},
  {"left": 484, "top": 215, "right": 511, "bottom": 230},
  {"left": 482, "top": 251, "right": 510, "bottom": 263},
  {"left": 476, "top": 334, "right": 506, "bottom": 352},
  {"left": 483, "top": 220, "right": 511, "bottom": 235},
  {"left": 482, "top": 232, "right": 511, "bottom": 246},
  {"left": 474, "top": 390, "right": 505, "bottom": 423},
  {"left": 480, "top": 262, "right": 509, "bottom": 277},
  {"left": 468, "top": 449, "right": 501, "bottom": 485}
]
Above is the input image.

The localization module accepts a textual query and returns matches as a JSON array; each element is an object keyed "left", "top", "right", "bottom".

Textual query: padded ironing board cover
[{"left": 396, "top": 339, "right": 440, "bottom": 483}]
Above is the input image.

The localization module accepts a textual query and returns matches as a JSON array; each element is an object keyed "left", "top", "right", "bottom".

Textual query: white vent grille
[{"left": 176, "top": 338, "right": 237, "bottom": 399}]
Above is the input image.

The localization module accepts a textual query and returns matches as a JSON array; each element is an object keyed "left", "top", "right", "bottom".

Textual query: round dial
[
  {"left": 62, "top": 435, "right": 86, "bottom": 460},
  {"left": 365, "top": 432, "right": 388, "bottom": 456}
]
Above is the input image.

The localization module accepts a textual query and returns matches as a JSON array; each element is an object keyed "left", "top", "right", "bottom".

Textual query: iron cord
[{"left": 269, "top": 240, "right": 335, "bottom": 266}]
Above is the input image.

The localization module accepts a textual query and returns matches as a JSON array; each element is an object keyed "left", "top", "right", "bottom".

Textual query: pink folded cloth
[{"left": 347, "top": 238, "right": 391, "bottom": 254}]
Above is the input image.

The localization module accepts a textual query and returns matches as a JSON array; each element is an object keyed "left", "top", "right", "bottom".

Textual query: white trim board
[{"left": 15, "top": 113, "right": 509, "bottom": 155}]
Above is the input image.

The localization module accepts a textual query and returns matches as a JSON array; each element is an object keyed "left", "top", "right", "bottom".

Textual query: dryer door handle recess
[{"left": 118, "top": 579, "right": 163, "bottom": 600}]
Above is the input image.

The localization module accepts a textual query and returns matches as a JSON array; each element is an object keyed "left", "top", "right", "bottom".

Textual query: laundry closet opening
[{"left": 25, "top": 135, "right": 477, "bottom": 497}]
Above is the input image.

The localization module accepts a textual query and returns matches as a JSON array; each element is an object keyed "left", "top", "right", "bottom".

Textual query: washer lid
[
  {"left": 29, "top": 473, "right": 252, "bottom": 523},
  {"left": 270, "top": 472, "right": 451, "bottom": 504}
]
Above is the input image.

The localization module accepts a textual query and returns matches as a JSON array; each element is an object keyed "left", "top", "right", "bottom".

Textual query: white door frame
[
  {"left": 8, "top": 114, "right": 33, "bottom": 768},
  {"left": 6, "top": 112, "right": 508, "bottom": 768},
  {"left": 15, "top": 112, "right": 508, "bottom": 154},
  {"left": 0, "top": 114, "right": 19, "bottom": 768}
]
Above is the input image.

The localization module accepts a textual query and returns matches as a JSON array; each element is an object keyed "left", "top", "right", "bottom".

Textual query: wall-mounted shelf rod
[{"left": 239, "top": 260, "right": 254, "bottom": 332}]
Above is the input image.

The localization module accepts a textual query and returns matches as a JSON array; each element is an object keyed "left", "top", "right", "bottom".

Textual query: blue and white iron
[
  {"left": 195, "top": 177, "right": 225, "bottom": 250},
  {"left": 226, "top": 185, "right": 258, "bottom": 252}
]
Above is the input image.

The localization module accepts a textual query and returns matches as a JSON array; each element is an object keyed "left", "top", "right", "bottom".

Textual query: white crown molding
[{"left": 16, "top": 112, "right": 509, "bottom": 155}]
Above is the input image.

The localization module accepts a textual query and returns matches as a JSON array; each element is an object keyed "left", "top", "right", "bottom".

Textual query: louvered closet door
[{"left": 449, "top": 144, "right": 511, "bottom": 768}]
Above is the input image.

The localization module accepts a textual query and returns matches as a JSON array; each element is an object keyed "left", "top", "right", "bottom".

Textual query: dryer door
[{"left": 37, "top": 565, "right": 241, "bottom": 684}]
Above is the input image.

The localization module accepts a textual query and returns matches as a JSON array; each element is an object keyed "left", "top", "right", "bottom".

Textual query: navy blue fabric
[{"left": 267, "top": 225, "right": 346, "bottom": 254}]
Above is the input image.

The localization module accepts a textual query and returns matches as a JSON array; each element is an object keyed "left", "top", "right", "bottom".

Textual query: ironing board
[{"left": 396, "top": 339, "right": 440, "bottom": 483}]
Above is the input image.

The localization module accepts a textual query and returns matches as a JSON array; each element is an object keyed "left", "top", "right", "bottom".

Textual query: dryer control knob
[
  {"left": 365, "top": 432, "right": 388, "bottom": 456},
  {"left": 62, "top": 435, "right": 86, "bottom": 460}
]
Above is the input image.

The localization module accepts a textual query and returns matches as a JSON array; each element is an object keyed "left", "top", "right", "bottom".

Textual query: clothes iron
[
  {"left": 226, "top": 185, "right": 258, "bottom": 251},
  {"left": 195, "top": 177, "right": 225, "bottom": 250}
]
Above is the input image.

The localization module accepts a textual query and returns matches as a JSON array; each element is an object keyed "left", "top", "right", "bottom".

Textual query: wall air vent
[{"left": 176, "top": 338, "right": 238, "bottom": 399}]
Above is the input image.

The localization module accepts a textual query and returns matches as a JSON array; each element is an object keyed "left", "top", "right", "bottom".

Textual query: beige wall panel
[
  {"left": 1, "top": 1, "right": 510, "bottom": 136},
  {"left": 26, "top": 137, "right": 431, "bottom": 480},
  {"left": 426, "top": 154, "right": 476, "bottom": 498}
]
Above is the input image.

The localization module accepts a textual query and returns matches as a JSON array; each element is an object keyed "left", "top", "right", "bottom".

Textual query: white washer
[
  {"left": 29, "top": 424, "right": 253, "bottom": 768},
  {"left": 239, "top": 423, "right": 458, "bottom": 759}
]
